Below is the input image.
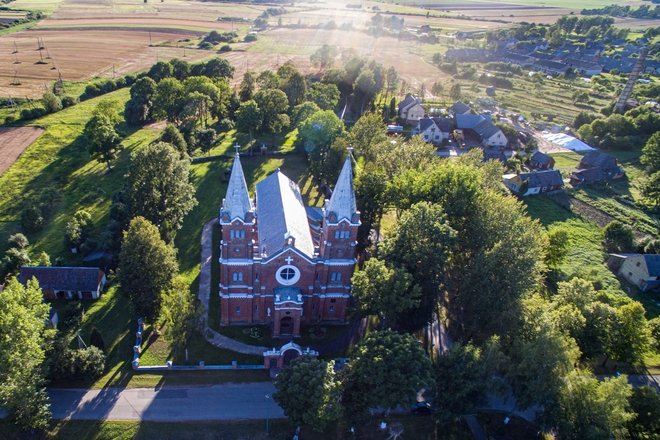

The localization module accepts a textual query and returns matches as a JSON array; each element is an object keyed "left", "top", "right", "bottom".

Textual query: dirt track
[{"left": 0, "top": 126, "right": 44, "bottom": 175}]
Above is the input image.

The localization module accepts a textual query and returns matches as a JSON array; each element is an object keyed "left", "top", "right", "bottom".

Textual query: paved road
[{"left": 48, "top": 383, "right": 284, "bottom": 421}]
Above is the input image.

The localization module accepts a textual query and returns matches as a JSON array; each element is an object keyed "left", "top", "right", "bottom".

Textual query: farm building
[
  {"left": 528, "top": 151, "right": 555, "bottom": 170},
  {"left": 503, "top": 170, "right": 564, "bottom": 196},
  {"left": 219, "top": 152, "right": 358, "bottom": 338},
  {"left": 412, "top": 116, "right": 452, "bottom": 145},
  {"left": 542, "top": 133, "right": 595, "bottom": 152},
  {"left": 570, "top": 151, "right": 625, "bottom": 185},
  {"left": 18, "top": 266, "right": 107, "bottom": 300},
  {"left": 398, "top": 94, "right": 425, "bottom": 125},
  {"left": 608, "top": 254, "right": 660, "bottom": 292}
]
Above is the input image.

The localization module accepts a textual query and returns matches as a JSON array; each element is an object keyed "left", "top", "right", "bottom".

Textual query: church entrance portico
[
  {"left": 273, "top": 287, "right": 304, "bottom": 338},
  {"left": 280, "top": 316, "right": 293, "bottom": 336}
]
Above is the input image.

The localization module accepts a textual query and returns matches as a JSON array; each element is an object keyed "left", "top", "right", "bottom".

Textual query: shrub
[
  {"left": 53, "top": 346, "right": 106, "bottom": 380},
  {"left": 20, "top": 203, "right": 45, "bottom": 232},
  {"left": 4, "top": 115, "right": 15, "bottom": 124},
  {"left": 217, "top": 118, "right": 235, "bottom": 132},
  {"left": 198, "top": 41, "right": 214, "bottom": 50},
  {"left": 603, "top": 221, "right": 634, "bottom": 253},
  {"left": 89, "top": 327, "right": 105, "bottom": 352},
  {"left": 61, "top": 95, "right": 79, "bottom": 108},
  {"left": 42, "top": 92, "right": 62, "bottom": 113},
  {"left": 218, "top": 44, "right": 232, "bottom": 52},
  {"left": 60, "top": 302, "right": 83, "bottom": 333},
  {"left": 244, "top": 33, "right": 257, "bottom": 42},
  {"left": 81, "top": 83, "right": 102, "bottom": 100}
]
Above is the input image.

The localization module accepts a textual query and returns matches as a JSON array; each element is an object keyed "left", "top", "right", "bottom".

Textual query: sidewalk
[{"left": 198, "top": 219, "right": 268, "bottom": 356}]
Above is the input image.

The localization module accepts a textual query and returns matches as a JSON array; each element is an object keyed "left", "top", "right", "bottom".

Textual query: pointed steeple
[
  {"left": 325, "top": 150, "right": 358, "bottom": 224},
  {"left": 220, "top": 152, "right": 254, "bottom": 223}
]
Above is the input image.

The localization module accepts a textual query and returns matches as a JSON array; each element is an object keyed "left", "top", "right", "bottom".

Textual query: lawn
[{"left": 0, "top": 413, "right": 469, "bottom": 440}]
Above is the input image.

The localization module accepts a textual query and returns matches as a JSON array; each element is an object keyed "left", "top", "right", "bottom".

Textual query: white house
[
  {"left": 608, "top": 254, "right": 660, "bottom": 292},
  {"left": 398, "top": 94, "right": 425, "bottom": 124},
  {"left": 412, "top": 116, "right": 452, "bottom": 145}
]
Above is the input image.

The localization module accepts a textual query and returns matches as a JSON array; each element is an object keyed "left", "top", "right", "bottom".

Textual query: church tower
[
  {"left": 320, "top": 152, "right": 361, "bottom": 260},
  {"left": 219, "top": 152, "right": 256, "bottom": 260}
]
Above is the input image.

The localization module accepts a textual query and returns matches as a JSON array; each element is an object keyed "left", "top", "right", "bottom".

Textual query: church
[{"left": 218, "top": 152, "right": 360, "bottom": 338}]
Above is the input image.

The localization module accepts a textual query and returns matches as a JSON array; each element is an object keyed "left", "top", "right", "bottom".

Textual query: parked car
[{"left": 411, "top": 401, "right": 432, "bottom": 415}]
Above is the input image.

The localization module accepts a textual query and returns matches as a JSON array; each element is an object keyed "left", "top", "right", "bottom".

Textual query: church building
[{"left": 218, "top": 152, "right": 360, "bottom": 338}]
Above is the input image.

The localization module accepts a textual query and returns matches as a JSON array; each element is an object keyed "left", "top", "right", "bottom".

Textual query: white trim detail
[{"left": 276, "top": 265, "right": 301, "bottom": 286}]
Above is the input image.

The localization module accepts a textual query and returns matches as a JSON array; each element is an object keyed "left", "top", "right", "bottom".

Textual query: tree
[
  {"left": 310, "top": 45, "right": 337, "bottom": 70},
  {"left": 603, "top": 221, "right": 634, "bottom": 253},
  {"left": 379, "top": 202, "right": 455, "bottom": 332},
  {"left": 556, "top": 371, "right": 633, "bottom": 440},
  {"left": 170, "top": 58, "right": 190, "bottom": 80},
  {"left": 291, "top": 101, "right": 321, "bottom": 127},
  {"left": 160, "top": 124, "right": 188, "bottom": 158},
  {"left": 0, "top": 278, "right": 54, "bottom": 430},
  {"left": 431, "top": 81, "right": 444, "bottom": 96},
  {"left": 118, "top": 217, "right": 179, "bottom": 321},
  {"left": 257, "top": 70, "right": 280, "bottom": 89},
  {"left": 85, "top": 113, "right": 122, "bottom": 171},
  {"left": 273, "top": 357, "right": 342, "bottom": 431},
  {"left": 42, "top": 91, "right": 62, "bottom": 113},
  {"left": 253, "top": 88, "right": 290, "bottom": 134},
  {"left": 1, "top": 234, "right": 31, "bottom": 280},
  {"left": 508, "top": 328, "right": 580, "bottom": 413},
  {"left": 160, "top": 278, "right": 200, "bottom": 359},
  {"left": 546, "top": 226, "right": 570, "bottom": 268},
  {"left": 628, "top": 386, "right": 660, "bottom": 439},
  {"left": 125, "top": 77, "right": 157, "bottom": 125},
  {"left": 342, "top": 330, "right": 434, "bottom": 421},
  {"left": 235, "top": 100, "right": 262, "bottom": 141},
  {"left": 306, "top": 82, "right": 340, "bottom": 110},
  {"left": 65, "top": 209, "right": 92, "bottom": 252},
  {"left": 298, "top": 110, "right": 345, "bottom": 181},
  {"left": 641, "top": 171, "right": 660, "bottom": 207},
  {"left": 148, "top": 61, "right": 173, "bottom": 82},
  {"left": 640, "top": 131, "right": 660, "bottom": 174},
  {"left": 449, "top": 83, "right": 462, "bottom": 101},
  {"left": 192, "top": 127, "right": 216, "bottom": 153},
  {"left": 649, "top": 316, "right": 660, "bottom": 352},
  {"left": 433, "top": 340, "right": 504, "bottom": 426},
  {"left": 385, "top": 66, "right": 399, "bottom": 100},
  {"left": 347, "top": 112, "right": 387, "bottom": 162},
  {"left": 152, "top": 78, "right": 185, "bottom": 123},
  {"left": 281, "top": 71, "right": 307, "bottom": 107},
  {"left": 8, "top": 232, "right": 29, "bottom": 250},
  {"left": 351, "top": 258, "right": 420, "bottom": 328},
  {"left": 608, "top": 301, "right": 651, "bottom": 365},
  {"left": 202, "top": 58, "right": 234, "bottom": 79},
  {"left": 355, "top": 164, "right": 388, "bottom": 248},
  {"left": 125, "top": 142, "right": 197, "bottom": 242},
  {"left": 238, "top": 70, "right": 256, "bottom": 102}
]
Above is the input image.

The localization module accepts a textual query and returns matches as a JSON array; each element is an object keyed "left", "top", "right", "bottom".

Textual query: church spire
[
  {"left": 325, "top": 149, "right": 358, "bottom": 224},
  {"left": 220, "top": 151, "right": 254, "bottom": 223}
]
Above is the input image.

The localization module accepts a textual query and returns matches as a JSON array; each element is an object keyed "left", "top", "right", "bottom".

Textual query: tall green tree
[
  {"left": 347, "top": 112, "right": 387, "bottom": 162},
  {"left": 380, "top": 202, "right": 455, "bottom": 332},
  {"left": 603, "top": 221, "right": 634, "bottom": 253},
  {"left": 254, "top": 88, "right": 290, "bottom": 134},
  {"left": 433, "top": 340, "right": 504, "bottom": 426},
  {"left": 608, "top": 301, "right": 651, "bottom": 365},
  {"left": 449, "top": 83, "right": 462, "bottom": 101},
  {"left": 556, "top": 371, "right": 633, "bottom": 440},
  {"left": 238, "top": 70, "right": 256, "bottom": 102},
  {"left": 273, "top": 357, "right": 342, "bottom": 432},
  {"left": 281, "top": 71, "right": 307, "bottom": 108},
  {"left": 125, "top": 77, "right": 157, "bottom": 125},
  {"left": 125, "top": 142, "right": 197, "bottom": 242},
  {"left": 351, "top": 258, "right": 420, "bottom": 328},
  {"left": 85, "top": 113, "right": 122, "bottom": 171},
  {"left": 0, "top": 278, "right": 54, "bottom": 430},
  {"left": 298, "top": 110, "right": 345, "bottom": 182},
  {"left": 306, "top": 83, "right": 340, "bottom": 110},
  {"left": 342, "top": 330, "right": 434, "bottom": 422},
  {"left": 310, "top": 45, "right": 337, "bottom": 70},
  {"left": 152, "top": 78, "right": 185, "bottom": 123},
  {"left": 640, "top": 131, "right": 660, "bottom": 174},
  {"left": 160, "top": 124, "right": 188, "bottom": 158},
  {"left": 235, "top": 100, "right": 262, "bottom": 141},
  {"left": 628, "top": 386, "right": 660, "bottom": 439},
  {"left": 118, "top": 217, "right": 179, "bottom": 321},
  {"left": 160, "top": 278, "right": 200, "bottom": 359}
]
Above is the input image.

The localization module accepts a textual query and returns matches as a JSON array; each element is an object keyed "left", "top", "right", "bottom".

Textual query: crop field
[
  {"left": 371, "top": 0, "right": 646, "bottom": 10},
  {"left": 0, "top": 126, "right": 44, "bottom": 175},
  {"left": 0, "top": 29, "right": 210, "bottom": 98}
]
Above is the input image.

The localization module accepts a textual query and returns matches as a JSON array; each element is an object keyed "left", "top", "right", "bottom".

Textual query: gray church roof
[
  {"left": 256, "top": 170, "right": 315, "bottom": 258},
  {"left": 221, "top": 154, "right": 253, "bottom": 223},
  {"left": 325, "top": 155, "right": 357, "bottom": 224},
  {"left": 19, "top": 266, "right": 104, "bottom": 292}
]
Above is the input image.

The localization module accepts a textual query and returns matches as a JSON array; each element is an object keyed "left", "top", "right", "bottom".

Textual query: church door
[{"left": 280, "top": 317, "right": 293, "bottom": 336}]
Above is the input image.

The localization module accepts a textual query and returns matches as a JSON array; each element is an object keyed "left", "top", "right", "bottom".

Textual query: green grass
[{"left": 1, "top": 414, "right": 463, "bottom": 440}]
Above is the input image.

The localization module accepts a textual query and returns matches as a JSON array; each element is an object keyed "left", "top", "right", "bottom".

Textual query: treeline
[{"left": 582, "top": 5, "right": 659, "bottom": 19}]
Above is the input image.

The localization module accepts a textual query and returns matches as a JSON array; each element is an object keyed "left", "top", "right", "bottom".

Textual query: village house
[
  {"left": 455, "top": 113, "right": 507, "bottom": 148},
  {"left": 503, "top": 170, "right": 564, "bottom": 196},
  {"left": 18, "top": 266, "right": 107, "bottom": 300},
  {"left": 411, "top": 116, "right": 452, "bottom": 145},
  {"left": 528, "top": 151, "right": 555, "bottom": 170},
  {"left": 449, "top": 101, "right": 472, "bottom": 116},
  {"left": 219, "top": 152, "right": 359, "bottom": 338},
  {"left": 570, "top": 151, "right": 625, "bottom": 185},
  {"left": 397, "top": 94, "right": 425, "bottom": 124},
  {"left": 608, "top": 253, "right": 660, "bottom": 292}
]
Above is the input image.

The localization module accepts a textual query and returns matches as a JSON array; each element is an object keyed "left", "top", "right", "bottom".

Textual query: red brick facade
[{"left": 218, "top": 154, "right": 359, "bottom": 338}]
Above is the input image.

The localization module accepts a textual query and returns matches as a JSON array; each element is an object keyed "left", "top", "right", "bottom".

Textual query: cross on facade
[{"left": 285, "top": 256, "right": 294, "bottom": 265}]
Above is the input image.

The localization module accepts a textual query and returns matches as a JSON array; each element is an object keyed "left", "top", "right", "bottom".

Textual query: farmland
[{"left": 0, "top": 126, "right": 43, "bottom": 174}]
